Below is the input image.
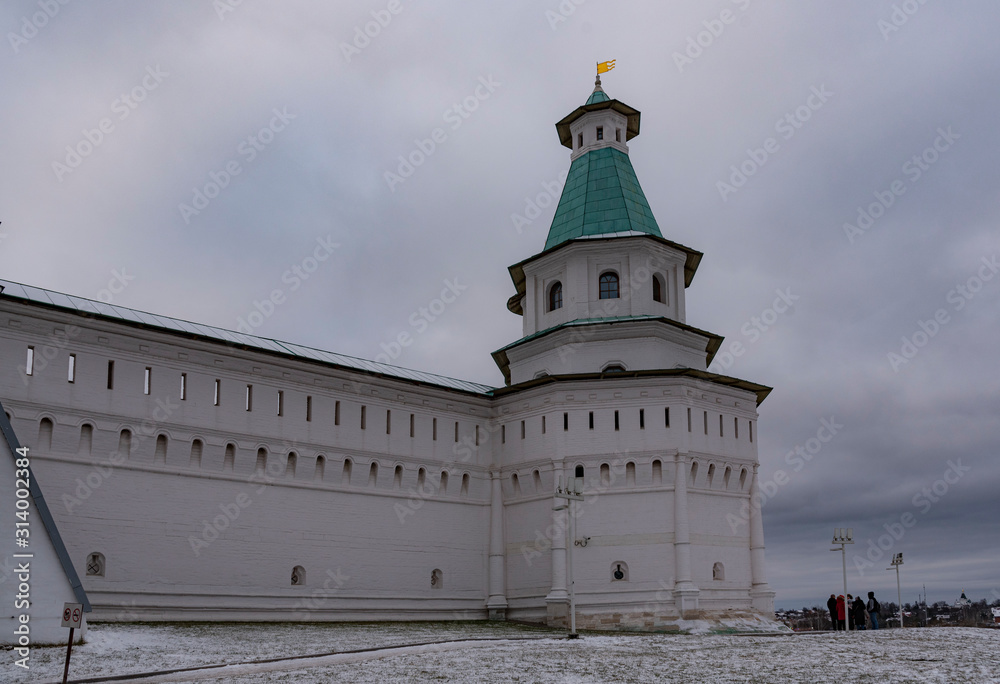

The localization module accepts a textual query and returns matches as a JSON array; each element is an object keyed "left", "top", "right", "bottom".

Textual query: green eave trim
[
  {"left": 492, "top": 369, "right": 772, "bottom": 406},
  {"left": 544, "top": 147, "right": 662, "bottom": 251}
]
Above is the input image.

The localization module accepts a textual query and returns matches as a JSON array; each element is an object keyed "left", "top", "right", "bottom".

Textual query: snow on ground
[{"left": 11, "top": 622, "right": 1000, "bottom": 683}]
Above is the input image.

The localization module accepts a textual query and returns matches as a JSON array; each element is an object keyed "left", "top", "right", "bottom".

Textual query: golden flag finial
[{"left": 597, "top": 60, "right": 616, "bottom": 75}]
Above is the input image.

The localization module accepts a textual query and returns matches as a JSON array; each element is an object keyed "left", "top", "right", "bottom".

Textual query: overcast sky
[{"left": 2, "top": 1, "right": 998, "bottom": 610}]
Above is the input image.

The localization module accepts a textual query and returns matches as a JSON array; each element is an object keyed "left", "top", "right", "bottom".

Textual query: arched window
[
  {"left": 190, "top": 439, "right": 203, "bottom": 468},
  {"left": 626, "top": 462, "right": 635, "bottom": 486},
  {"left": 431, "top": 568, "right": 443, "bottom": 589},
  {"left": 533, "top": 469, "right": 542, "bottom": 492},
  {"left": 600, "top": 463, "right": 610, "bottom": 486},
  {"left": 440, "top": 470, "right": 449, "bottom": 493},
  {"left": 116, "top": 429, "right": 131, "bottom": 459},
  {"left": 461, "top": 472, "right": 470, "bottom": 497},
  {"left": 713, "top": 562, "right": 725, "bottom": 581},
  {"left": 154, "top": 434, "right": 168, "bottom": 464},
  {"left": 286, "top": 452, "right": 297, "bottom": 478},
  {"left": 739, "top": 468, "right": 748, "bottom": 490},
  {"left": 652, "top": 459, "right": 662, "bottom": 485},
  {"left": 86, "top": 552, "right": 105, "bottom": 577},
  {"left": 653, "top": 274, "right": 666, "bottom": 303},
  {"left": 511, "top": 472, "right": 521, "bottom": 495},
  {"left": 368, "top": 461, "right": 378, "bottom": 487},
  {"left": 223, "top": 443, "right": 235, "bottom": 471},
  {"left": 724, "top": 466, "right": 732, "bottom": 489},
  {"left": 255, "top": 448, "right": 267, "bottom": 474},
  {"left": 707, "top": 463, "right": 716, "bottom": 487},
  {"left": 342, "top": 458, "right": 353, "bottom": 485},
  {"left": 690, "top": 460, "right": 699, "bottom": 485},
  {"left": 599, "top": 271, "right": 619, "bottom": 299},
  {"left": 393, "top": 464, "right": 403, "bottom": 489},
  {"left": 315, "top": 455, "right": 326, "bottom": 481},
  {"left": 291, "top": 565, "right": 306, "bottom": 586},
  {"left": 78, "top": 424, "right": 94, "bottom": 456},
  {"left": 38, "top": 417, "right": 54, "bottom": 451},
  {"left": 548, "top": 281, "right": 563, "bottom": 311}
]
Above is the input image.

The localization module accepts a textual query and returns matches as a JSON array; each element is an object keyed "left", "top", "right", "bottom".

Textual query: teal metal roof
[
  {"left": 544, "top": 147, "right": 662, "bottom": 251},
  {"left": 0, "top": 279, "right": 495, "bottom": 395},
  {"left": 585, "top": 89, "right": 610, "bottom": 104}
]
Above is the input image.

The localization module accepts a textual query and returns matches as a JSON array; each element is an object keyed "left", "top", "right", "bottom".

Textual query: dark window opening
[{"left": 599, "top": 272, "right": 619, "bottom": 299}]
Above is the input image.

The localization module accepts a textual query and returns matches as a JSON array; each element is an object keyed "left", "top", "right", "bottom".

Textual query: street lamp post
[
  {"left": 830, "top": 528, "right": 854, "bottom": 631},
  {"left": 887, "top": 553, "right": 903, "bottom": 628},
  {"left": 554, "top": 474, "right": 584, "bottom": 638}
]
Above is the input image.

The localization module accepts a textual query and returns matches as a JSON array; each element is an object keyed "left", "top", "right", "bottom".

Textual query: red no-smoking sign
[{"left": 61, "top": 602, "right": 83, "bottom": 628}]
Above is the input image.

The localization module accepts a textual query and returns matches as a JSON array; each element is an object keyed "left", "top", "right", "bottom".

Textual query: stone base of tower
[
  {"left": 545, "top": 597, "right": 570, "bottom": 629},
  {"left": 750, "top": 586, "right": 776, "bottom": 616},
  {"left": 545, "top": 608, "right": 787, "bottom": 634}
]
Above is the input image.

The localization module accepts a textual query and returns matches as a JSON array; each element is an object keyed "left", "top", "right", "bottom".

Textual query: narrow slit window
[
  {"left": 596, "top": 126, "right": 603, "bottom": 141},
  {"left": 704, "top": 411, "right": 708, "bottom": 435},
  {"left": 68, "top": 354, "right": 76, "bottom": 383},
  {"left": 454, "top": 422, "right": 459, "bottom": 443},
  {"left": 577, "top": 132, "right": 583, "bottom": 148},
  {"left": 26, "top": 346, "right": 34, "bottom": 376},
  {"left": 749, "top": 421, "right": 754, "bottom": 443},
  {"left": 589, "top": 412, "right": 594, "bottom": 430},
  {"left": 542, "top": 415, "right": 547, "bottom": 434},
  {"left": 144, "top": 367, "right": 151, "bottom": 395},
  {"left": 614, "top": 410, "right": 619, "bottom": 431},
  {"left": 410, "top": 413, "right": 415, "bottom": 438},
  {"left": 563, "top": 412, "right": 569, "bottom": 431},
  {"left": 180, "top": 373, "right": 187, "bottom": 400},
  {"left": 734, "top": 416, "right": 739, "bottom": 439},
  {"left": 306, "top": 396, "right": 312, "bottom": 422},
  {"left": 107, "top": 360, "right": 114, "bottom": 389},
  {"left": 245, "top": 384, "right": 253, "bottom": 411},
  {"left": 433, "top": 417, "right": 438, "bottom": 441},
  {"left": 615, "top": 128, "right": 621, "bottom": 142},
  {"left": 687, "top": 408, "right": 692, "bottom": 432},
  {"left": 335, "top": 400, "right": 341, "bottom": 426},
  {"left": 386, "top": 409, "right": 391, "bottom": 435},
  {"left": 277, "top": 390, "right": 284, "bottom": 416},
  {"left": 361, "top": 405, "right": 366, "bottom": 430},
  {"left": 639, "top": 409, "right": 645, "bottom": 429},
  {"left": 520, "top": 420, "right": 525, "bottom": 439},
  {"left": 665, "top": 407, "right": 670, "bottom": 428},
  {"left": 214, "top": 379, "right": 220, "bottom": 406},
  {"left": 475, "top": 425, "right": 480, "bottom": 446},
  {"left": 720, "top": 414, "right": 723, "bottom": 437},
  {"left": 502, "top": 425, "right": 506, "bottom": 444}
]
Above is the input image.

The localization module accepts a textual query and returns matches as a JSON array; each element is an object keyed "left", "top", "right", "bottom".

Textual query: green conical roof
[
  {"left": 543, "top": 147, "right": 662, "bottom": 251},
  {"left": 585, "top": 89, "right": 609, "bottom": 104}
]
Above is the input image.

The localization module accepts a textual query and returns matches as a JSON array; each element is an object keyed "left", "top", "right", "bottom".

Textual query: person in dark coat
[
  {"left": 827, "top": 594, "right": 838, "bottom": 630},
  {"left": 847, "top": 594, "right": 855, "bottom": 629},
  {"left": 852, "top": 594, "right": 867, "bottom": 630},
  {"left": 867, "top": 591, "right": 880, "bottom": 630},
  {"left": 836, "top": 595, "right": 846, "bottom": 631}
]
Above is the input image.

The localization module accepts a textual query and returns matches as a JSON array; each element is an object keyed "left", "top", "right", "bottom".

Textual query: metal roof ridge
[{"left": 0, "top": 278, "right": 495, "bottom": 394}]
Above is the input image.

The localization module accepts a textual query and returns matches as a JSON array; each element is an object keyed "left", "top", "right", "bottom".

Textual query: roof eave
[{"left": 556, "top": 99, "right": 641, "bottom": 149}]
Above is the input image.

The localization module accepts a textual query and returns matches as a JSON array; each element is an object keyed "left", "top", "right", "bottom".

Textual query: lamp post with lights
[{"left": 830, "top": 528, "right": 854, "bottom": 631}]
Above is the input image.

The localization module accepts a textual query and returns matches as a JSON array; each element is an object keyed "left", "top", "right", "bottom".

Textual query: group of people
[{"left": 827, "top": 591, "right": 881, "bottom": 630}]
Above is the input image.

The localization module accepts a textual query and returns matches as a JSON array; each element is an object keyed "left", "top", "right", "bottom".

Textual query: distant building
[
  {"left": 992, "top": 607, "right": 1000, "bottom": 625},
  {"left": 955, "top": 591, "right": 971, "bottom": 608}
]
